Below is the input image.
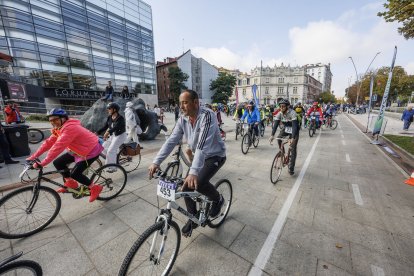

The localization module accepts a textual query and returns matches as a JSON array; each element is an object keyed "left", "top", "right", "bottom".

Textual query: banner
[
  {"left": 366, "top": 74, "right": 374, "bottom": 132},
  {"left": 373, "top": 46, "right": 397, "bottom": 135},
  {"left": 235, "top": 86, "right": 239, "bottom": 106},
  {"left": 252, "top": 84, "right": 259, "bottom": 105}
]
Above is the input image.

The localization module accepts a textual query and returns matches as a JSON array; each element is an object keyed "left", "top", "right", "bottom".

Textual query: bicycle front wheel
[
  {"left": 208, "top": 179, "right": 232, "bottom": 228},
  {"left": 330, "top": 119, "right": 338, "bottom": 130},
  {"left": 253, "top": 134, "right": 259, "bottom": 148},
  {"left": 117, "top": 151, "right": 141, "bottom": 173},
  {"left": 0, "top": 186, "right": 61, "bottom": 239},
  {"left": 119, "top": 220, "right": 181, "bottom": 276},
  {"left": 0, "top": 260, "right": 43, "bottom": 275},
  {"left": 270, "top": 153, "right": 283, "bottom": 184},
  {"left": 164, "top": 161, "right": 181, "bottom": 178},
  {"left": 27, "top": 129, "right": 44, "bottom": 144},
  {"left": 309, "top": 124, "right": 314, "bottom": 137},
  {"left": 93, "top": 164, "right": 127, "bottom": 200},
  {"left": 241, "top": 134, "right": 250, "bottom": 154}
]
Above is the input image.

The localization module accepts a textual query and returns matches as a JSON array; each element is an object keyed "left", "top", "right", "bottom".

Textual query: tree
[
  {"left": 318, "top": 91, "right": 336, "bottom": 103},
  {"left": 378, "top": 0, "right": 414, "bottom": 39},
  {"left": 209, "top": 72, "right": 237, "bottom": 104},
  {"left": 168, "top": 67, "right": 188, "bottom": 103}
]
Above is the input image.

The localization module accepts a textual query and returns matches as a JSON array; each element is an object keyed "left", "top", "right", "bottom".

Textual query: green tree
[
  {"left": 378, "top": 0, "right": 414, "bottom": 39},
  {"left": 318, "top": 91, "right": 336, "bottom": 103},
  {"left": 210, "top": 72, "right": 237, "bottom": 104},
  {"left": 168, "top": 67, "right": 188, "bottom": 103}
]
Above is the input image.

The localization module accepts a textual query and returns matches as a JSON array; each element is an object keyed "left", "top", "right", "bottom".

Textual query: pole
[
  {"left": 349, "top": 57, "right": 359, "bottom": 105},
  {"left": 259, "top": 60, "right": 262, "bottom": 105},
  {"left": 365, "top": 74, "right": 374, "bottom": 133}
]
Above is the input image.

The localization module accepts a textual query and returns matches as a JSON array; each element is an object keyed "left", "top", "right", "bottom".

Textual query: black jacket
[{"left": 98, "top": 114, "right": 126, "bottom": 136}]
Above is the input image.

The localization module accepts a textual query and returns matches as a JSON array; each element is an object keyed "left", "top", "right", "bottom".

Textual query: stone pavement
[{"left": 1, "top": 113, "right": 414, "bottom": 275}]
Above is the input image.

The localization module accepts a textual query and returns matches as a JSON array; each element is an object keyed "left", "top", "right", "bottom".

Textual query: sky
[{"left": 144, "top": 0, "right": 414, "bottom": 97}]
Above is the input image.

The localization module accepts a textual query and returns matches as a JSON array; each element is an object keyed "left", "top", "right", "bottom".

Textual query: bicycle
[
  {"left": 307, "top": 115, "right": 317, "bottom": 137},
  {"left": 0, "top": 159, "right": 127, "bottom": 239},
  {"left": 323, "top": 115, "right": 338, "bottom": 130},
  {"left": 27, "top": 128, "right": 44, "bottom": 144},
  {"left": 241, "top": 123, "right": 259, "bottom": 154},
  {"left": 99, "top": 138, "right": 141, "bottom": 173},
  {"left": 270, "top": 138, "right": 291, "bottom": 184},
  {"left": 118, "top": 169, "right": 232, "bottom": 275},
  {"left": 163, "top": 143, "right": 192, "bottom": 178},
  {"left": 235, "top": 119, "right": 244, "bottom": 140},
  {"left": 0, "top": 251, "right": 42, "bottom": 275}
]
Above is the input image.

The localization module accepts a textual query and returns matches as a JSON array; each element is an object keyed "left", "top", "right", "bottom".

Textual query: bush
[{"left": 25, "top": 114, "right": 48, "bottom": 121}]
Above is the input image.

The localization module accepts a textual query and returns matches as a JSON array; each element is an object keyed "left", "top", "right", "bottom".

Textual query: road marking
[
  {"left": 342, "top": 140, "right": 346, "bottom": 146},
  {"left": 248, "top": 131, "right": 321, "bottom": 276},
  {"left": 352, "top": 184, "right": 364, "bottom": 206},
  {"left": 371, "top": 265, "right": 385, "bottom": 276},
  {"left": 343, "top": 115, "right": 409, "bottom": 178},
  {"left": 346, "top": 153, "right": 351, "bottom": 162},
  {"left": 341, "top": 134, "right": 345, "bottom": 139}
]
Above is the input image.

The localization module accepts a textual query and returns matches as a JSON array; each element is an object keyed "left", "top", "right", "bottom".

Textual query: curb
[{"left": 381, "top": 135, "right": 414, "bottom": 160}]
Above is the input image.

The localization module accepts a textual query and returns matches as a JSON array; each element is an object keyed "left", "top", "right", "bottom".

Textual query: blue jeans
[{"left": 403, "top": 120, "right": 411, "bottom": 130}]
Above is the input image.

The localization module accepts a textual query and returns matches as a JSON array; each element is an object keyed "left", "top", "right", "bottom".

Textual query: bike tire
[
  {"left": 27, "top": 129, "right": 44, "bottom": 144},
  {"left": 118, "top": 220, "right": 180, "bottom": 276},
  {"left": 94, "top": 164, "right": 127, "bottom": 200},
  {"left": 270, "top": 153, "right": 283, "bottom": 184},
  {"left": 116, "top": 151, "right": 141, "bottom": 173},
  {"left": 207, "top": 179, "right": 232, "bottom": 228},
  {"left": 0, "top": 260, "right": 43, "bottom": 275},
  {"left": 330, "top": 119, "right": 338, "bottom": 130},
  {"left": 179, "top": 147, "right": 192, "bottom": 167},
  {"left": 235, "top": 126, "right": 239, "bottom": 141},
  {"left": 309, "top": 124, "right": 314, "bottom": 137},
  {"left": 253, "top": 134, "right": 259, "bottom": 148},
  {"left": 241, "top": 134, "right": 250, "bottom": 155},
  {"left": 0, "top": 186, "right": 61, "bottom": 239},
  {"left": 164, "top": 161, "right": 181, "bottom": 178}
]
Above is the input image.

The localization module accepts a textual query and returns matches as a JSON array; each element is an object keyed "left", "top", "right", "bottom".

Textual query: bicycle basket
[{"left": 120, "top": 142, "right": 140, "bottom": 156}]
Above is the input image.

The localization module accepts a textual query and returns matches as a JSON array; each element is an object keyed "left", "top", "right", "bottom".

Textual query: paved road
[{"left": 1, "top": 113, "right": 414, "bottom": 275}]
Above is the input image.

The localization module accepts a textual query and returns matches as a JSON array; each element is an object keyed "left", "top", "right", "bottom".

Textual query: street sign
[{"left": 372, "top": 94, "right": 377, "bottom": 102}]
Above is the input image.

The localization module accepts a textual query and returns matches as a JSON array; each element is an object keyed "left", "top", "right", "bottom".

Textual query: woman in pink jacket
[{"left": 28, "top": 109, "right": 104, "bottom": 202}]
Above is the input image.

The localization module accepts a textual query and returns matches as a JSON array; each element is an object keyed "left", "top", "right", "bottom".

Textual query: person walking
[
  {"left": 174, "top": 104, "right": 180, "bottom": 121},
  {"left": 121, "top": 85, "right": 130, "bottom": 99},
  {"left": 0, "top": 122, "right": 19, "bottom": 168},
  {"left": 401, "top": 106, "right": 414, "bottom": 131},
  {"left": 102, "top": 81, "right": 114, "bottom": 102},
  {"left": 124, "top": 101, "right": 142, "bottom": 145}
]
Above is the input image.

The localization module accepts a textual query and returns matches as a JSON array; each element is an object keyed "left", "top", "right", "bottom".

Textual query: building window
[
  {"left": 265, "top": 87, "right": 269, "bottom": 94},
  {"left": 242, "top": 79, "right": 246, "bottom": 85},
  {"left": 277, "top": 87, "right": 284, "bottom": 94},
  {"left": 293, "top": 87, "right": 298, "bottom": 94},
  {"left": 278, "top": 77, "right": 284, "bottom": 83},
  {"left": 294, "top": 77, "right": 298, "bottom": 83},
  {"left": 242, "top": 88, "right": 246, "bottom": 96}
]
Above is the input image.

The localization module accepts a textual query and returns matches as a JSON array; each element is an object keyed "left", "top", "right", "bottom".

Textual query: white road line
[
  {"left": 352, "top": 184, "right": 364, "bottom": 206},
  {"left": 248, "top": 132, "right": 321, "bottom": 276},
  {"left": 346, "top": 153, "right": 351, "bottom": 163},
  {"left": 342, "top": 140, "right": 346, "bottom": 146},
  {"left": 341, "top": 134, "right": 345, "bottom": 139},
  {"left": 343, "top": 115, "right": 409, "bottom": 178},
  {"left": 371, "top": 264, "right": 385, "bottom": 276}
]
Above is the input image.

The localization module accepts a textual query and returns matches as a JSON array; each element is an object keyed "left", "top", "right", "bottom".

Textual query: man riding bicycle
[
  {"left": 148, "top": 89, "right": 226, "bottom": 237},
  {"left": 241, "top": 100, "right": 261, "bottom": 137},
  {"left": 269, "top": 99, "right": 299, "bottom": 175},
  {"left": 306, "top": 102, "right": 324, "bottom": 129},
  {"left": 27, "top": 109, "right": 104, "bottom": 202}
]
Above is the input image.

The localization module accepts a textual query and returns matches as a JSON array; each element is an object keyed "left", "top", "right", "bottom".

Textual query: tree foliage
[
  {"left": 318, "top": 91, "right": 336, "bottom": 103},
  {"left": 378, "top": 0, "right": 414, "bottom": 39},
  {"left": 168, "top": 67, "right": 188, "bottom": 103},
  {"left": 210, "top": 72, "right": 237, "bottom": 104}
]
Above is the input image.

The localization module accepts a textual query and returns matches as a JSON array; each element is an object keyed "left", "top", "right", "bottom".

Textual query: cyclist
[
  {"left": 26, "top": 109, "right": 104, "bottom": 202},
  {"left": 97, "top": 103, "right": 126, "bottom": 168},
  {"left": 306, "top": 101, "right": 324, "bottom": 129},
  {"left": 293, "top": 102, "right": 305, "bottom": 128},
  {"left": 241, "top": 100, "right": 261, "bottom": 138},
  {"left": 269, "top": 99, "right": 299, "bottom": 175},
  {"left": 232, "top": 104, "right": 245, "bottom": 121},
  {"left": 148, "top": 89, "right": 226, "bottom": 237}
]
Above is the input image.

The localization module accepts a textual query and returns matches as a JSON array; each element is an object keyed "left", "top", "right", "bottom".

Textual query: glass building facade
[{"left": 0, "top": 0, "right": 156, "bottom": 105}]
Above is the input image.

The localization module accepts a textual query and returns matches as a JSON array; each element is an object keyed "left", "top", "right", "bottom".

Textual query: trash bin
[{"left": 3, "top": 125, "right": 30, "bottom": 157}]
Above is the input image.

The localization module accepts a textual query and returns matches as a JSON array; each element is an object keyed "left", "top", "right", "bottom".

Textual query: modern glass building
[{"left": 0, "top": 0, "right": 157, "bottom": 108}]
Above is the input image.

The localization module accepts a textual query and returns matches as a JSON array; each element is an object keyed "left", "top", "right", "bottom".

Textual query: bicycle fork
[{"left": 150, "top": 214, "right": 170, "bottom": 265}]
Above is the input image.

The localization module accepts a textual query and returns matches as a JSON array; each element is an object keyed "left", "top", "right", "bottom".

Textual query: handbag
[{"left": 120, "top": 142, "right": 140, "bottom": 156}]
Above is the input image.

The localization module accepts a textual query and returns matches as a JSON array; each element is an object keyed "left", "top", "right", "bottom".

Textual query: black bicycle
[
  {"left": 0, "top": 159, "right": 127, "bottom": 239},
  {"left": 27, "top": 128, "right": 44, "bottom": 144},
  {"left": 241, "top": 123, "right": 259, "bottom": 154},
  {"left": 235, "top": 119, "right": 244, "bottom": 140},
  {"left": 0, "top": 252, "right": 42, "bottom": 275}
]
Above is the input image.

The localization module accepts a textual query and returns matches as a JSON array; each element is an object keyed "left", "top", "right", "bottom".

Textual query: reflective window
[
  {"left": 63, "top": 17, "right": 88, "bottom": 31},
  {"left": 114, "top": 67, "right": 128, "bottom": 75},
  {"left": 63, "top": 9, "right": 87, "bottom": 24},
  {"left": 0, "top": 38, "right": 7, "bottom": 47},
  {"left": 95, "top": 71, "right": 112, "bottom": 78},
  {"left": 9, "top": 38, "right": 37, "bottom": 51},
  {"left": 5, "top": 19, "right": 34, "bottom": 32},
  {"left": 35, "top": 26, "right": 66, "bottom": 40},
  {"left": 31, "top": 0, "right": 61, "bottom": 13},
  {"left": 61, "top": 1, "right": 86, "bottom": 15},
  {"left": 2, "top": 0, "right": 30, "bottom": 12},
  {"left": 113, "top": 60, "right": 127, "bottom": 69},
  {"left": 38, "top": 44, "right": 67, "bottom": 56},
  {"left": 68, "top": 52, "right": 92, "bottom": 63},
  {"left": 16, "top": 59, "right": 41, "bottom": 69},
  {"left": 13, "top": 67, "right": 43, "bottom": 78},
  {"left": 93, "top": 63, "right": 112, "bottom": 72},
  {"left": 68, "top": 43, "right": 90, "bottom": 54},
  {"left": 91, "top": 40, "right": 110, "bottom": 52},
  {"left": 37, "top": 36, "right": 65, "bottom": 48},
  {"left": 93, "top": 56, "right": 112, "bottom": 66},
  {"left": 33, "top": 16, "right": 64, "bottom": 31},
  {"left": 65, "top": 26, "right": 89, "bottom": 39},
  {"left": 115, "top": 74, "right": 128, "bottom": 81},
  {"left": 42, "top": 62, "right": 69, "bottom": 73},
  {"left": 66, "top": 34, "right": 90, "bottom": 47},
  {"left": 2, "top": 8, "right": 33, "bottom": 23},
  {"left": 87, "top": 11, "right": 107, "bottom": 23},
  {"left": 8, "top": 29, "right": 35, "bottom": 41},
  {"left": 92, "top": 49, "right": 110, "bottom": 58},
  {"left": 40, "top": 54, "right": 66, "bottom": 65},
  {"left": 32, "top": 7, "right": 62, "bottom": 23},
  {"left": 71, "top": 68, "right": 92, "bottom": 76}
]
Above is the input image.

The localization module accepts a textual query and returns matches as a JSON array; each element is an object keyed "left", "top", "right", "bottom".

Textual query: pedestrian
[
  {"left": 401, "top": 106, "right": 414, "bottom": 131},
  {"left": 124, "top": 101, "right": 142, "bottom": 146},
  {"left": 174, "top": 104, "right": 180, "bottom": 121},
  {"left": 102, "top": 81, "right": 114, "bottom": 102},
  {"left": 121, "top": 85, "right": 130, "bottom": 99},
  {"left": 0, "top": 122, "right": 19, "bottom": 168},
  {"left": 4, "top": 100, "right": 24, "bottom": 124},
  {"left": 153, "top": 105, "right": 161, "bottom": 121}
]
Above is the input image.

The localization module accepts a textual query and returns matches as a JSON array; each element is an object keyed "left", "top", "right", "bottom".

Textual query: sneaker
[
  {"left": 56, "top": 178, "right": 79, "bottom": 193},
  {"left": 181, "top": 219, "right": 198, "bottom": 237},
  {"left": 210, "top": 195, "right": 224, "bottom": 218},
  {"left": 289, "top": 170, "right": 294, "bottom": 175},
  {"left": 89, "top": 184, "right": 103, "bottom": 202}
]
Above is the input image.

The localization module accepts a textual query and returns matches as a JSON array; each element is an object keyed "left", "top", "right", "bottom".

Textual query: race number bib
[
  {"left": 157, "top": 180, "right": 176, "bottom": 201},
  {"left": 284, "top": 126, "right": 292, "bottom": 134}
]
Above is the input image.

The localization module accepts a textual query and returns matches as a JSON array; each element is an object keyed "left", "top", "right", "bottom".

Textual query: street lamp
[{"left": 348, "top": 52, "right": 381, "bottom": 105}]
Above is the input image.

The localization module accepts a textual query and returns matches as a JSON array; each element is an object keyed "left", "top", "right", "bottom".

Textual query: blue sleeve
[
  {"left": 241, "top": 112, "right": 247, "bottom": 122},
  {"left": 254, "top": 109, "right": 261, "bottom": 122}
]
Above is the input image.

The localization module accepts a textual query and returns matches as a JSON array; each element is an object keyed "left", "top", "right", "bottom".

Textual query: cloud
[{"left": 406, "top": 62, "right": 414, "bottom": 75}]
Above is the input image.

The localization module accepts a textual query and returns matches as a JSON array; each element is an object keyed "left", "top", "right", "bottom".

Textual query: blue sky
[{"left": 145, "top": 0, "right": 414, "bottom": 97}]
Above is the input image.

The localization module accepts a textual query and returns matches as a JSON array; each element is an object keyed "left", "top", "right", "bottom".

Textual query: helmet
[
  {"left": 313, "top": 101, "right": 318, "bottom": 106},
  {"left": 106, "top": 102, "right": 120, "bottom": 112},
  {"left": 247, "top": 100, "right": 255, "bottom": 107},
  {"left": 47, "top": 108, "right": 68, "bottom": 118},
  {"left": 278, "top": 99, "right": 290, "bottom": 106}
]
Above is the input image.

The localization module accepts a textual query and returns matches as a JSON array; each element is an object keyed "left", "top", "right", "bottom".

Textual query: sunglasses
[{"left": 48, "top": 117, "right": 60, "bottom": 123}]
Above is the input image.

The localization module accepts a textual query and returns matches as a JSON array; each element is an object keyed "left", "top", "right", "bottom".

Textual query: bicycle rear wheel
[
  {"left": 118, "top": 220, "right": 180, "bottom": 276},
  {"left": 330, "top": 119, "right": 338, "bottom": 130},
  {"left": 0, "top": 186, "right": 61, "bottom": 239},
  {"left": 0, "top": 260, "right": 43, "bottom": 275},
  {"left": 270, "top": 153, "right": 284, "bottom": 184},
  {"left": 208, "top": 179, "right": 232, "bottom": 228},
  {"left": 27, "top": 129, "right": 44, "bottom": 144},
  {"left": 93, "top": 164, "right": 127, "bottom": 200},
  {"left": 116, "top": 151, "right": 141, "bottom": 173},
  {"left": 241, "top": 134, "right": 250, "bottom": 154}
]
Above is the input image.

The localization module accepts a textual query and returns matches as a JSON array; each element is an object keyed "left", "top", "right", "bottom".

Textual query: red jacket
[
  {"left": 306, "top": 107, "right": 323, "bottom": 118},
  {"left": 4, "top": 105, "right": 23, "bottom": 124},
  {"left": 30, "top": 119, "right": 98, "bottom": 166}
]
